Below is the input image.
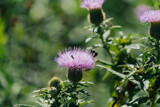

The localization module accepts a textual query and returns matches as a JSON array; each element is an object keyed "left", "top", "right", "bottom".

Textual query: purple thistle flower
[
  {"left": 81, "top": 0, "right": 104, "bottom": 10},
  {"left": 138, "top": 9, "right": 160, "bottom": 23},
  {"left": 138, "top": 6, "right": 160, "bottom": 39},
  {"left": 136, "top": 5, "right": 150, "bottom": 18},
  {"left": 55, "top": 47, "right": 95, "bottom": 71}
]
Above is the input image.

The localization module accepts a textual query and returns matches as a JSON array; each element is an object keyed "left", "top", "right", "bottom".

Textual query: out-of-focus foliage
[{"left": 0, "top": 0, "right": 156, "bottom": 107}]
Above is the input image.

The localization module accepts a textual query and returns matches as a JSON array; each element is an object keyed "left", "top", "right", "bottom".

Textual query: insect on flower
[{"left": 90, "top": 49, "right": 98, "bottom": 57}]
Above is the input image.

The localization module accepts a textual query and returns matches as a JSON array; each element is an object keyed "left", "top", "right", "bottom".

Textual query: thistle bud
[
  {"left": 81, "top": 0, "right": 105, "bottom": 26},
  {"left": 68, "top": 69, "right": 83, "bottom": 83},
  {"left": 138, "top": 9, "right": 160, "bottom": 39},
  {"left": 88, "top": 9, "right": 105, "bottom": 26},
  {"left": 150, "top": 23, "right": 160, "bottom": 39},
  {"left": 48, "top": 77, "right": 62, "bottom": 90}
]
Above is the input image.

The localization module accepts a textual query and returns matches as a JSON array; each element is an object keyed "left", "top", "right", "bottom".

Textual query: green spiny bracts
[
  {"left": 88, "top": 9, "right": 105, "bottom": 26},
  {"left": 68, "top": 69, "right": 83, "bottom": 83},
  {"left": 48, "top": 77, "right": 62, "bottom": 90},
  {"left": 150, "top": 23, "right": 160, "bottom": 39}
]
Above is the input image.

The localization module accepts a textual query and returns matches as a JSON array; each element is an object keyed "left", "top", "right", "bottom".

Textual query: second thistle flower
[
  {"left": 138, "top": 8, "right": 160, "bottom": 39},
  {"left": 81, "top": 0, "right": 105, "bottom": 26}
]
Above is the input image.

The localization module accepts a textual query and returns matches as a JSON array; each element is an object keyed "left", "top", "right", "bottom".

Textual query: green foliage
[
  {"left": 84, "top": 14, "right": 160, "bottom": 107},
  {"left": 33, "top": 80, "right": 94, "bottom": 107},
  {"left": 1, "top": 0, "right": 160, "bottom": 107}
]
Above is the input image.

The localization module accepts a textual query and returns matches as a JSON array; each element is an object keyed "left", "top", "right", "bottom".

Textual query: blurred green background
[{"left": 0, "top": 0, "right": 153, "bottom": 107}]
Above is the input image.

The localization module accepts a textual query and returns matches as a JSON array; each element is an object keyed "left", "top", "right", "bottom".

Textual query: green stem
[
  {"left": 157, "top": 39, "right": 159, "bottom": 64},
  {"left": 156, "top": 39, "right": 160, "bottom": 74},
  {"left": 101, "top": 35, "right": 114, "bottom": 64},
  {"left": 150, "top": 90, "right": 157, "bottom": 107},
  {"left": 71, "top": 82, "right": 79, "bottom": 106},
  {"left": 149, "top": 39, "right": 160, "bottom": 107},
  {"left": 150, "top": 99, "right": 156, "bottom": 107},
  {"left": 97, "top": 26, "right": 115, "bottom": 65}
]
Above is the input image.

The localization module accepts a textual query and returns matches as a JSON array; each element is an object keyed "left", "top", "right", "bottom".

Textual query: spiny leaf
[
  {"left": 126, "top": 96, "right": 149, "bottom": 106},
  {"left": 109, "top": 25, "right": 122, "bottom": 30},
  {"left": 87, "top": 44, "right": 103, "bottom": 49},
  {"left": 125, "top": 44, "right": 140, "bottom": 53},
  {"left": 103, "top": 30, "right": 111, "bottom": 41},
  {"left": 96, "top": 64, "right": 126, "bottom": 79},
  {"left": 85, "top": 35, "right": 98, "bottom": 43},
  {"left": 78, "top": 89, "right": 90, "bottom": 96},
  {"left": 102, "top": 72, "right": 111, "bottom": 80},
  {"left": 103, "top": 18, "right": 113, "bottom": 24},
  {"left": 14, "top": 104, "right": 34, "bottom": 107},
  {"left": 79, "top": 81, "right": 94, "bottom": 86},
  {"left": 96, "top": 59, "right": 113, "bottom": 66},
  {"left": 78, "top": 100, "right": 94, "bottom": 106}
]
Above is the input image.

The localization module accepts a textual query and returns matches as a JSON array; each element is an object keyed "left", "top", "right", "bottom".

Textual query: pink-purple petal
[
  {"left": 81, "top": 0, "right": 104, "bottom": 10},
  {"left": 138, "top": 9, "right": 160, "bottom": 23},
  {"left": 55, "top": 48, "right": 95, "bottom": 70}
]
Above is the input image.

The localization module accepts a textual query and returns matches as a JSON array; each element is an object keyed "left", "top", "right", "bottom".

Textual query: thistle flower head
[
  {"left": 81, "top": 0, "right": 104, "bottom": 10},
  {"left": 137, "top": 6, "right": 160, "bottom": 39},
  {"left": 55, "top": 47, "right": 95, "bottom": 82},
  {"left": 136, "top": 5, "right": 150, "bottom": 18},
  {"left": 138, "top": 9, "right": 160, "bottom": 23},
  {"left": 55, "top": 47, "right": 95, "bottom": 71}
]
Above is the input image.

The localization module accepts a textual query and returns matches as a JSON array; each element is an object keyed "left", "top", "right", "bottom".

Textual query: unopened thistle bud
[
  {"left": 48, "top": 77, "right": 62, "bottom": 90},
  {"left": 138, "top": 8, "right": 160, "bottom": 39},
  {"left": 89, "top": 9, "right": 105, "bottom": 26},
  {"left": 68, "top": 69, "right": 83, "bottom": 83},
  {"left": 81, "top": 0, "right": 105, "bottom": 25},
  {"left": 150, "top": 23, "right": 160, "bottom": 39}
]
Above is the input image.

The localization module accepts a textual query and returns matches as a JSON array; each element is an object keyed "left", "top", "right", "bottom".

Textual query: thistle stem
[
  {"left": 97, "top": 26, "right": 115, "bottom": 65},
  {"left": 71, "top": 82, "right": 79, "bottom": 107},
  {"left": 149, "top": 39, "right": 160, "bottom": 107},
  {"left": 150, "top": 99, "right": 156, "bottom": 107},
  {"left": 157, "top": 39, "right": 159, "bottom": 65},
  {"left": 150, "top": 91, "right": 157, "bottom": 107}
]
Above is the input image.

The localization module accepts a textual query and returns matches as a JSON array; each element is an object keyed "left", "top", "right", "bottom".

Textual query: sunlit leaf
[
  {"left": 125, "top": 44, "right": 140, "bottom": 53},
  {"left": 78, "top": 99, "right": 94, "bottom": 106},
  {"left": 126, "top": 96, "right": 149, "bottom": 106},
  {"left": 96, "top": 59, "right": 113, "bottom": 66},
  {"left": 109, "top": 25, "right": 122, "bottom": 30},
  {"left": 85, "top": 35, "right": 98, "bottom": 43},
  {"left": 102, "top": 72, "right": 111, "bottom": 80},
  {"left": 14, "top": 104, "right": 33, "bottom": 107},
  {"left": 103, "top": 30, "right": 111, "bottom": 41},
  {"left": 79, "top": 81, "right": 94, "bottom": 86},
  {"left": 103, "top": 18, "right": 113, "bottom": 24},
  {"left": 96, "top": 64, "right": 126, "bottom": 79}
]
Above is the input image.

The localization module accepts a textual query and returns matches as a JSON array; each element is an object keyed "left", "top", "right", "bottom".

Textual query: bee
[
  {"left": 71, "top": 55, "right": 74, "bottom": 59},
  {"left": 90, "top": 49, "right": 98, "bottom": 57}
]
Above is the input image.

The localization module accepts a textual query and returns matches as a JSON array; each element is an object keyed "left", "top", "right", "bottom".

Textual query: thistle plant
[
  {"left": 81, "top": 0, "right": 140, "bottom": 106},
  {"left": 81, "top": 0, "right": 160, "bottom": 107},
  {"left": 32, "top": 48, "right": 95, "bottom": 107},
  {"left": 14, "top": 0, "right": 160, "bottom": 107},
  {"left": 137, "top": 7, "right": 160, "bottom": 107}
]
